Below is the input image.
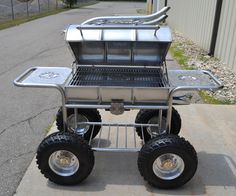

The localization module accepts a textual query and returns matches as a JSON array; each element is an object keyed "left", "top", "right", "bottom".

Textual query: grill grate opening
[{"left": 69, "top": 66, "right": 168, "bottom": 87}]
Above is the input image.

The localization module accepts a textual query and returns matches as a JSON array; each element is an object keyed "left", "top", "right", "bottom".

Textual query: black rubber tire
[
  {"left": 135, "top": 108, "right": 181, "bottom": 142},
  {"left": 36, "top": 132, "right": 94, "bottom": 185},
  {"left": 138, "top": 134, "right": 198, "bottom": 189},
  {"left": 56, "top": 108, "right": 101, "bottom": 141}
]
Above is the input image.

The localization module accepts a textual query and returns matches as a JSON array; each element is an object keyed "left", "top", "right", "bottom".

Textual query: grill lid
[{"left": 66, "top": 25, "right": 172, "bottom": 42}]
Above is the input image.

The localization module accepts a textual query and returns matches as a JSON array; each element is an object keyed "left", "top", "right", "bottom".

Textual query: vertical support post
[
  {"left": 10, "top": 0, "right": 14, "bottom": 20},
  {"left": 164, "top": 0, "right": 168, "bottom": 23},
  {"left": 166, "top": 89, "right": 175, "bottom": 134},
  {"left": 155, "top": 0, "right": 159, "bottom": 12},
  {"left": 151, "top": 0, "right": 153, "bottom": 13},
  {"left": 74, "top": 108, "right": 78, "bottom": 131},
  {"left": 38, "top": 0, "right": 41, "bottom": 13},
  {"left": 26, "top": 1, "right": 29, "bottom": 17},
  {"left": 165, "top": 0, "right": 168, "bottom": 6},
  {"left": 57, "top": 87, "right": 67, "bottom": 132},
  {"left": 146, "top": 0, "right": 152, "bottom": 14},
  {"left": 56, "top": 0, "right": 58, "bottom": 10},
  {"left": 209, "top": 0, "right": 223, "bottom": 56},
  {"left": 158, "top": 109, "right": 163, "bottom": 133},
  {"left": 48, "top": 0, "right": 50, "bottom": 11}
]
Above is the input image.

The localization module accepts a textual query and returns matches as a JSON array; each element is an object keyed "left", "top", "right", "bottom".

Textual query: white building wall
[{"left": 157, "top": 0, "right": 236, "bottom": 72}]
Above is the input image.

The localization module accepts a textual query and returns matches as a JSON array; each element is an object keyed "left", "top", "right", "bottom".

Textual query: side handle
[{"left": 14, "top": 67, "right": 37, "bottom": 87}]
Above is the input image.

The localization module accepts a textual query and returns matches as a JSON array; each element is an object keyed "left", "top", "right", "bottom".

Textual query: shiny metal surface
[
  {"left": 65, "top": 66, "right": 170, "bottom": 102},
  {"left": 49, "top": 150, "right": 79, "bottom": 177},
  {"left": 13, "top": 8, "right": 223, "bottom": 151},
  {"left": 66, "top": 25, "right": 171, "bottom": 42},
  {"left": 168, "top": 70, "right": 222, "bottom": 87},
  {"left": 66, "top": 26, "right": 172, "bottom": 65},
  {"left": 152, "top": 153, "right": 185, "bottom": 180},
  {"left": 67, "top": 114, "right": 89, "bottom": 135},
  {"left": 147, "top": 115, "right": 167, "bottom": 135},
  {"left": 68, "top": 66, "right": 167, "bottom": 87},
  {"left": 76, "top": 122, "right": 159, "bottom": 152},
  {"left": 14, "top": 67, "right": 71, "bottom": 86},
  {"left": 81, "top": 6, "right": 170, "bottom": 25},
  {"left": 64, "top": 67, "right": 223, "bottom": 104}
]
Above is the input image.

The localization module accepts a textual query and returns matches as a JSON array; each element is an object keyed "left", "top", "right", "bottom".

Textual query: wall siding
[
  {"left": 158, "top": 0, "right": 236, "bottom": 72},
  {"left": 215, "top": 0, "right": 236, "bottom": 71}
]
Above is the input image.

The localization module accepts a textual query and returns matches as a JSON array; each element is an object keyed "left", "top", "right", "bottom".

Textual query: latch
[{"left": 110, "top": 100, "right": 125, "bottom": 115}]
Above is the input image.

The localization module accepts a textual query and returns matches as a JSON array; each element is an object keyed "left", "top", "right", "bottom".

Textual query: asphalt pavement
[{"left": 0, "top": 2, "right": 145, "bottom": 195}]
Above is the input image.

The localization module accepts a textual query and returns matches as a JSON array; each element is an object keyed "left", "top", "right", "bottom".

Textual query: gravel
[{"left": 173, "top": 31, "right": 236, "bottom": 103}]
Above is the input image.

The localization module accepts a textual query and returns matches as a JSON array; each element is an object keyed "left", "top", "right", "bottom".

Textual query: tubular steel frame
[{"left": 13, "top": 7, "right": 223, "bottom": 152}]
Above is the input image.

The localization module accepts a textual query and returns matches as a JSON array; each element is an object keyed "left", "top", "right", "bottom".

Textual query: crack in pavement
[
  {"left": 0, "top": 44, "right": 65, "bottom": 78},
  {"left": 0, "top": 150, "right": 35, "bottom": 169},
  {"left": 0, "top": 106, "right": 58, "bottom": 136},
  {"left": 28, "top": 119, "right": 35, "bottom": 133}
]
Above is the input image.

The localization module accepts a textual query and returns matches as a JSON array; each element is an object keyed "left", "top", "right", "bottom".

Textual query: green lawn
[
  {"left": 0, "top": 8, "right": 69, "bottom": 30},
  {"left": 0, "top": 1, "right": 98, "bottom": 31}
]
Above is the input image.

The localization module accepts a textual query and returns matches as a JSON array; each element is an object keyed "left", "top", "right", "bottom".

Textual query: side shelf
[
  {"left": 168, "top": 70, "right": 223, "bottom": 91},
  {"left": 14, "top": 67, "right": 72, "bottom": 88}
]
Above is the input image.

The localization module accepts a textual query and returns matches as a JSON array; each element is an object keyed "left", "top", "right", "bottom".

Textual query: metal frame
[
  {"left": 14, "top": 8, "right": 223, "bottom": 152},
  {"left": 81, "top": 122, "right": 160, "bottom": 152},
  {"left": 81, "top": 7, "right": 170, "bottom": 25},
  {"left": 14, "top": 67, "right": 223, "bottom": 139}
]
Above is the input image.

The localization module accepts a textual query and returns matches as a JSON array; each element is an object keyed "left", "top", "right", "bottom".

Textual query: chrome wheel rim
[
  {"left": 67, "top": 114, "right": 89, "bottom": 135},
  {"left": 147, "top": 116, "right": 167, "bottom": 135},
  {"left": 152, "top": 153, "right": 185, "bottom": 180},
  {"left": 49, "top": 150, "right": 79, "bottom": 177}
]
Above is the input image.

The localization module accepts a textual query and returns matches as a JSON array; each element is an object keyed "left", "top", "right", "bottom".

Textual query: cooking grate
[{"left": 69, "top": 66, "right": 168, "bottom": 87}]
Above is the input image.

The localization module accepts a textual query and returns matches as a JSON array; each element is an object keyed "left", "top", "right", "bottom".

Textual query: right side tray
[{"left": 168, "top": 70, "right": 223, "bottom": 91}]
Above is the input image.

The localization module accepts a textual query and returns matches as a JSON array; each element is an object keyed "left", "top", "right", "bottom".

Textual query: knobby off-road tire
[
  {"left": 138, "top": 134, "right": 198, "bottom": 189},
  {"left": 135, "top": 108, "right": 181, "bottom": 142},
  {"left": 36, "top": 132, "right": 94, "bottom": 185},
  {"left": 56, "top": 108, "right": 101, "bottom": 141}
]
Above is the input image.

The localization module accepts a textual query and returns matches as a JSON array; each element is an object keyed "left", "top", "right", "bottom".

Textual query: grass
[
  {"left": 0, "top": 1, "right": 99, "bottom": 31},
  {"left": 198, "top": 91, "right": 233, "bottom": 105},
  {"left": 0, "top": 8, "right": 69, "bottom": 30},
  {"left": 169, "top": 43, "right": 195, "bottom": 70},
  {"left": 169, "top": 42, "right": 232, "bottom": 105}
]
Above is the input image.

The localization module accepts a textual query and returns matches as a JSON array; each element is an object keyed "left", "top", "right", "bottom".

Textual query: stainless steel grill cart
[{"left": 14, "top": 7, "right": 223, "bottom": 189}]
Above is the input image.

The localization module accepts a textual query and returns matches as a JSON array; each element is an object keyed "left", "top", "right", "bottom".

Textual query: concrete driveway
[
  {"left": 0, "top": 2, "right": 145, "bottom": 196},
  {"left": 15, "top": 105, "right": 236, "bottom": 196}
]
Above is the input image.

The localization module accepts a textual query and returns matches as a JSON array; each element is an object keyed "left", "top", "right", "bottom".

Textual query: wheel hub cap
[
  {"left": 162, "top": 159, "right": 175, "bottom": 170},
  {"left": 153, "top": 153, "right": 184, "bottom": 180},
  {"left": 49, "top": 150, "right": 79, "bottom": 177},
  {"left": 147, "top": 116, "right": 167, "bottom": 135},
  {"left": 67, "top": 114, "right": 89, "bottom": 135}
]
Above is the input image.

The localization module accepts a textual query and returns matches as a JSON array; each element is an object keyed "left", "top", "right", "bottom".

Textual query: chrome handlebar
[{"left": 81, "top": 6, "right": 170, "bottom": 25}]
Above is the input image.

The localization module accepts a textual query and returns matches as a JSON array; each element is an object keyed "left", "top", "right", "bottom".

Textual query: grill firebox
[{"left": 69, "top": 66, "right": 168, "bottom": 87}]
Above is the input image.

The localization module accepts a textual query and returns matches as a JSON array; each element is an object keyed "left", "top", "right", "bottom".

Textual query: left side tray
[{"left": 14, "top": 67, "right": 72, "bottom": 88}]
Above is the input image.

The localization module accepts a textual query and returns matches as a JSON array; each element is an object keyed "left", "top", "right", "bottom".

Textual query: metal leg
[
  {"left": 74, "top": 108, "right": 78, "bottom": 131},
  {"left": 166, "top": 106, "right": 172, "bottom": 134},
  {"left": 116, "top": 125, "right": 119, "bottom": 148},
  {"left": 58, "top": 87, "right": 67, "bottom": 132},
  {"left": 141, "top": 125, "right": 145, "bottom": 144},
  {"left": 166, "top": 89, "right": 175, "bottom": 134},
  {"left": 158, "top": 109, "right": 163, "bottom": 134},
  {"left": 89, "top": 125, "right": 95, "bottom": 145},
  {"left": 62, "top": 105, "right": 68, "bottom": 132}
]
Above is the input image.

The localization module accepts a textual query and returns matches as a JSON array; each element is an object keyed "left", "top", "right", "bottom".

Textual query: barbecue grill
[{"left": 14, "top": 7, "right": 223, "bottom": 189}]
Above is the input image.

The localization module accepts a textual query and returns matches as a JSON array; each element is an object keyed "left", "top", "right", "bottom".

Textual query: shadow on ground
[{"left": 47, "top": 151, "right": 236, "bottom": 195}]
